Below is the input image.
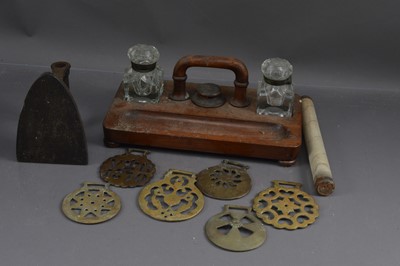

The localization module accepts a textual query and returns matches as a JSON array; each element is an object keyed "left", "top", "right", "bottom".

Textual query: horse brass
[
  {"left": 205, "top": 205, "right": 266, "bottom": 251},
  {"left": 62, "top": 182, "right": 121, "bottom": 224},
  {"left": 138, "top": 169, "right": 204, "bottom": 222},
  {"left": 100, "top": 149, "right": 155, "bottom": 188},
  {"left": 253, "top": 180, "right": 319, "bottom": 230},
  {"left": 196, "top": 160, "right": 251, "bottom": 200}
]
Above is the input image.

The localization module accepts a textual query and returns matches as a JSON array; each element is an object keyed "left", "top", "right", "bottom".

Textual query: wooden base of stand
[{"left": 103, "top": 81, "right": 302, "bottom": 165}]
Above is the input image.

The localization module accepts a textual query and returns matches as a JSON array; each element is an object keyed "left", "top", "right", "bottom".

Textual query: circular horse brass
[
  {"left": 253, "top": 180, "right": 319, "bottom": 230},
  {"left": 138, "top": 169, "right": 204, "bottom": 222},
  {"left": 196, "top": 160, "right": 251, "bottom": 200},
  {"left": 205, "top": 205, "right": 266, "bottom": 252},
  {"left": 100, "top": 149, "right": 155, "bottom": 188},
  {"left": 62, "top": 182, "right": 121, "bottom": 224}
]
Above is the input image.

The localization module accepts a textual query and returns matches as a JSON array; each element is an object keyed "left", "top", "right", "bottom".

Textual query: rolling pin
[{"left": 301, "top": 96, "right": 335, "bottom": 196}]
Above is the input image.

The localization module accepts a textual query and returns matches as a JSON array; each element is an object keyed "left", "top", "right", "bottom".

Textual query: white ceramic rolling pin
[{"left": 301, "top": 96, "right": 335, "bottom": 196}]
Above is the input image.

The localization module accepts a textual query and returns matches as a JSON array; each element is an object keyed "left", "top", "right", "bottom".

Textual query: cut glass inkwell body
[
  {"left": 257, "top": 58, "right": 294, "bottom": 117},
  {"left": 123, "top": 44, "right": 164, "bottom": 103}
]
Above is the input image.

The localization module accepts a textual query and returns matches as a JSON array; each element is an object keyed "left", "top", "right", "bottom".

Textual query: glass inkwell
[
  {"left": 257, "top": 58, "right": 294, "bottom": 117},
  {"left": 123, "top": 44, "right": 164, "bottom": 103}
]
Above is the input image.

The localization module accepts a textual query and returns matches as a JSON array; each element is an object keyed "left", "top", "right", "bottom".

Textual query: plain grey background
[
  {"left": 1, "top": 1, "right": 399, "bottom": 265},
  {"left": 1, "top": 0, "right": 399, "bottom": 89}
]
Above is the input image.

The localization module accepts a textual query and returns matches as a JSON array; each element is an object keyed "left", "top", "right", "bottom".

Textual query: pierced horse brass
[
  {"left": 196, "top": 160, "right": 251, "bottom": 200},
  {"left": 100, "top": 149, "right": 156, "bottom": 188},
  {"left": 205, "top": 205, "right": 266, "bottom": 252},
  {"left": 138, "top": 169, "right": 204, "bottom": 222},
  {"left": 252, "top": 180, "right": 319, "bottom": 230},
  {"left": 62, "top": 182, "right": 121, "bottom": 224}
]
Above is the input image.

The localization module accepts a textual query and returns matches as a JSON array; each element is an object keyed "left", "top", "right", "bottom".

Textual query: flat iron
[{"left": 16, "top": 62, "right": 88, "bottom": 165}]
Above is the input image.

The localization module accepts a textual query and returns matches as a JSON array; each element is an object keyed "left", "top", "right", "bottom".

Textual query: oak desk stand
[{"left": 103, "top": 55, "right": 302, "bottom": 166}]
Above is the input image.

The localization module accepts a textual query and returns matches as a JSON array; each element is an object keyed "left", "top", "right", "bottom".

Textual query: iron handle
[
  {"left": 51, "top": 61, "right": 71, "bottom": 88},
  {"left": 169, "top": 55, "right": 250, "bottom": 107}
]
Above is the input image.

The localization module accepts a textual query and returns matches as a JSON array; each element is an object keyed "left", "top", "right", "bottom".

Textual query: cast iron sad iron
[{"left": 16, "top": 61, "right": 88, "bottom": 165}]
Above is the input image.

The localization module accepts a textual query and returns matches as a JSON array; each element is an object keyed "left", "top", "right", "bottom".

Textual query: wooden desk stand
[{"left": 103, "top": 81, "right": 302, "bottom": 165}]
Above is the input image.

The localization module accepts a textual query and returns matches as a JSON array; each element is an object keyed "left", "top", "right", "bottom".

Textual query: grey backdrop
[
  {"left": 1, "top": 1, "right": 400, "bottom": 266},
  {"left": 1, "top": 0, "right": 399, "bottom": 89}
]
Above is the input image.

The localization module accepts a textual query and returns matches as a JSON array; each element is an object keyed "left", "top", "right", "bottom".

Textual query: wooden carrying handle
[
  {"left": 302, "top": 96, "right": 335, "bottom": 196},
  {"left": 169, "top": 55, "right": 250, "bottom": 107}
]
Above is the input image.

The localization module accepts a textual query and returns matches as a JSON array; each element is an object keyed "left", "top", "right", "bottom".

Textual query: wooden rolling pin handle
[{"left": 301, "top": 96, "right": 335, "bottom": 196}]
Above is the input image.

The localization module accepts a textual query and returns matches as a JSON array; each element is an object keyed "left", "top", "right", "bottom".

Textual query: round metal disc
[
  {"left": 205, "top": 205, "right": 266, "bottom": 252},
  {"left": 252, "top": 180, "right": 319, "bottom": 230},
  {"left": 191, "top": 83, "right": 226, "bottom": 108},
  {"left": 138, "top": 169, "right": 204, "bottom": 222},
  {"left": 196, "top": 160, "right": 251, "bottom": 200},
  {"left": 197, "top": 83, "right": 221, "bottom": 97},
  {"left": 100, "top": 149, "right": 156, "bottom": 188},
  {"left": 62, "top": 182, "right": 121, "bottom": 224}
]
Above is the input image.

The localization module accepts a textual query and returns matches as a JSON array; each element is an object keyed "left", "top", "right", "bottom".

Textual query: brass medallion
[
  {"left": 205, "top": 205, "right": 266, "bottom": 252},
  {"left": 62, "top": 182, "right": 121, "bottom": 224},
  {"left": 138, "top": 169, "right": 204, "bottom": 222},
  {"left": 196, "top": 160, "right": 251, "bottom": 200},
  {"left": 253, "top": 180, "right": 319, "bottom": 230},
  {"left": 100, "top": 149, "right": 156, "bottom": 188}
]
